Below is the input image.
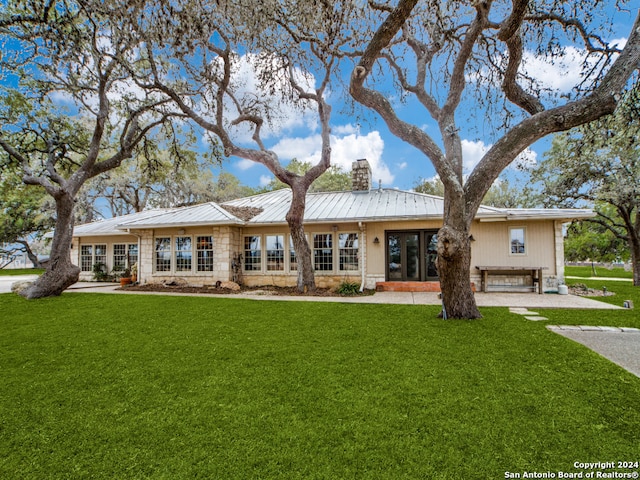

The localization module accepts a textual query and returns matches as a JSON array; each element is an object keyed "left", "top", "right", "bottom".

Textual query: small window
[
  {"left": 175, "top": 236, "right": 192, "bottom": 272},
  {"left": 510, "top": 227, "right": 526, "bottom": 255},
  {"left": 266, "top": 235, "right": 284, "bottom": 271},
  {"left": 196, "top": 236, "right": 214, "bottom": 272},
  {"left": 155, "top": 237, "right": 172, "bottom": 272},
  {"left": 244, "top": 236, "right": 261, "bottom": 271},
  {"left": 313, "top": 233, "right": 333, "bottom": 271}
]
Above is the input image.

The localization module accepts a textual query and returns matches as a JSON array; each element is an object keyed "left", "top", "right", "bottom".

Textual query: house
[{"left": 70, "top": 160, "right": 594, "bottom": 292}]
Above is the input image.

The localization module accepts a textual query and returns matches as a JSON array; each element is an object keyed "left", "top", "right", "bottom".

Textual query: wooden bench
[{"left": 475, "top": 266, "right": 548, "bottom": 294}]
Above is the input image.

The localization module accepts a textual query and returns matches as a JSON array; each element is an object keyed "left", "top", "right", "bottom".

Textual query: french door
[{"left": 386, "top": 230, "right": 439, "bottom": 281}]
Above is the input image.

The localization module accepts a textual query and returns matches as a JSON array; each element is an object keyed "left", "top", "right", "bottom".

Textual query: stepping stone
[{"left": 524, "top": 316, "right": 548, "bottom": 321}]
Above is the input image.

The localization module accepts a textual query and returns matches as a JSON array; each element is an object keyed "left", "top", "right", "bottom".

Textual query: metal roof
[
  {"left": 70, "top": 208, "right": 175, "bottom": 236},
  {"left": 116, "top": 202, "right": 243, "bottom": 229},
  {"left": 71, "top": 189, "right": 594, "bottom": 237},
  {"left": 222, "top": 188, "right": 585, "bottom": 224}
]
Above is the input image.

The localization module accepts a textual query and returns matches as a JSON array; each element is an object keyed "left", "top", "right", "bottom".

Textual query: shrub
[{"left": 336, "top": 281, "right": 360, "bottom": 296}]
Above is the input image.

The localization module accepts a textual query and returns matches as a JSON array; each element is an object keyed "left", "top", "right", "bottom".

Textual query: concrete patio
[{"left": 60, "top": 281, "right": 624, "bottom": 309}]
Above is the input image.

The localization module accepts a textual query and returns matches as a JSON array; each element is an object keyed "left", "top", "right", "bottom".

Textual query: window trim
[
  {"left": 80, "top": 243, "right": 107, "bottom": 272},
  {"left": 241, "top": 232, "right": 361, "bottom": 275},
  {"left": 509, "top": 226, "right": 527, "bottom": 256},
  {"left": 196, "top": 235, "right": 214, "bottom": 272}
]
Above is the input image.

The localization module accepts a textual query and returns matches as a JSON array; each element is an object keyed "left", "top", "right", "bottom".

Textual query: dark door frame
[{"left": 385, "top": 229, "right": 439, "bottom": 281}]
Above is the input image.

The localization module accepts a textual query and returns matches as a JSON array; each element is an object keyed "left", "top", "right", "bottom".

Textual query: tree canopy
[
  {"left": 532, "top": 83, "right": 640, "bottom": 285},
  {"left": 0, "top": 0, "right": 182, "bottom": 297},
  {"left": 350, "top": 0, "right": 640, "bottom": 317}
]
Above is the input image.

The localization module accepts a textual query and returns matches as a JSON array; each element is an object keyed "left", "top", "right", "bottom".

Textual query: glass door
[
  {"left": 386, "top": 230, "right": 439, "bottom": 281},
  {"left": 386, "top": 232, "right": 421, "bottom": 281}
]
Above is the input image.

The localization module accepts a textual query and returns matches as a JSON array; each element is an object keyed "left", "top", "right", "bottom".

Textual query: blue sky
[
  {"left": 2, "top": 4, "right": 636, "bottom": 194},
  {"left": 213, "top": 7, "right": 637, "bottom": 192}
]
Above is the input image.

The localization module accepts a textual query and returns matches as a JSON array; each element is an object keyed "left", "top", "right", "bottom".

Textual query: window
[
  {"left": 175, "top": 237, "right": 192, "bottom": 272},
  {"left": 510, "top": 227, "right": 526, "bottom": 255},
  {"left": 155, "top": 237, "right": 171, "bottom": 272},
  {"left": 313, "top": 233, "right": 333, "bottom": 271},
  {"left": 94, "top": 244, "right": 107, "bottom": 267},
  {"left": 266, "top": 235, "right": 285, "bottom": 271},
  {"left": 80, "top": 245, "right": 93, "bottom": 272},
  {"left": 244, "top": 236, "right": 261, "bottom": 271},
  {"left": 113, "top": 244, "right": 127, "bottom": 270},
  {"left": 289, "top": 237, "right": 298, "bottom": 271},
  {"left": 115, "top": 243, "right": 139, "bottom": 271},
  {"left": 128, "top": 244, "right": 139, "bottom": 267},
  {"left": 196, "top": 236, "right": 214, "bottom": 272},
  {"left": 339, "top": 233, "right": 359, "bottom": 271},
  {"left": 80, "top": 244, "right": 106, "bottom": 272}
]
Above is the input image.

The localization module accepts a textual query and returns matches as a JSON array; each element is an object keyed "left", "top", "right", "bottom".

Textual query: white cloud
[
  {"left": 236, "top": 158, "right": 256, "bottom": 171},
  {"left": 332, "top": 124, "right": 358, "bottom": 135},
  {"left": 259, "top": 175, "right": 272, "bottom": 187},
  {"left": 462, "top": 139, "right": 490, "bottom": 172},
  {"left": 513, "top": 149, "right": 538, "bottom": 170},
  {"left": 397, "top": 162, "right": 408, "bottom": 170},
  {"left": 209, "top": 53, "right": 320, "bottom": 143},
  {"left": 468, "top": 39, "right": 626, "bottom": 96},
  {"left": 462, "top": 139, "right": 537, "bottom": 173},
  {"left": 270, "top": 126, "right": 394, "bottom": 185}
]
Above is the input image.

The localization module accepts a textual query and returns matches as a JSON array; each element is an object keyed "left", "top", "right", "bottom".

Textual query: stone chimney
[{"left": 351, "top": 159, "right": 372, "bottom": 191}]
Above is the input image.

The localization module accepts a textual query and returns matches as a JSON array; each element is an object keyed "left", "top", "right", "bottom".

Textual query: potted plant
[{"left": 119, "top": 266, "right": 132, "bottom": 286}]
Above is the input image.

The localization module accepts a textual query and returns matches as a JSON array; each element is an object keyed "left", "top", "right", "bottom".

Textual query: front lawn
[
  {"left": 0, "top": 268, "right": 44, "bottom": 276},
  {"left": 565, "top": 265, "right": 633, "bottom": 279},
  {"left": 1, "top": 293, "right": 639, "bottom": 479}
]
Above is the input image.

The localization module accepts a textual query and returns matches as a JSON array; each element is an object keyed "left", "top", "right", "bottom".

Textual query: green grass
[
  {"left": 565, "top": 265, "right": 633, "bottom": 279},
  {"left": 1, "top": 293, "right": 639, "bottom": 479},
  {"left": 0, "top": 268, "right": 44, "bottom": 276}
]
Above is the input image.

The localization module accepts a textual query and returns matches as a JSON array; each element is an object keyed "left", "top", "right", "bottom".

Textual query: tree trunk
[
  {"left": 19, "top": 193, "right": 80, "bottom": 299},
  {"left": 286, "top": 186, "right": 316, "bottom": 293},
  {"left": 630, "top": 234, "right": 640, "bottom": 287},
  {"left": 437, "top": 224, "right": 482, "bottom": 319},
  {"left": 16, "top": 240, "right": 42, "bottom": 268}
]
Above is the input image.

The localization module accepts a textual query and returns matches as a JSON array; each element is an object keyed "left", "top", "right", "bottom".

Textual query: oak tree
[
  {"left": 350, "top": 0, "right": 640, "bottom": 317},
  {"left": 123, "top": 0, "right": 360, "bottom": 292},
  {"left": 532, "top": 84, "right": 640, "bottom": 285},
  {"left": 0, "top": 2, "right": 180, "bottom": 298}
]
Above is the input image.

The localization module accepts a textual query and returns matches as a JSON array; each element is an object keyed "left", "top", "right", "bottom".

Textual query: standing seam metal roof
[{"left": 71, "top": 188, "right": 595, "bottom": 236}]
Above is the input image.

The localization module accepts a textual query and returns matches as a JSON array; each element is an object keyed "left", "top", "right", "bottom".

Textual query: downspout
[{"left": 359, "top": 221, "right": 365, "bottom": 292}]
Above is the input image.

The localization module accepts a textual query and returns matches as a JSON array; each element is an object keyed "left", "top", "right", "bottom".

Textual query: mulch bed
[{"left": 121, "top": 283, "right": 375, "bottom": 297}]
